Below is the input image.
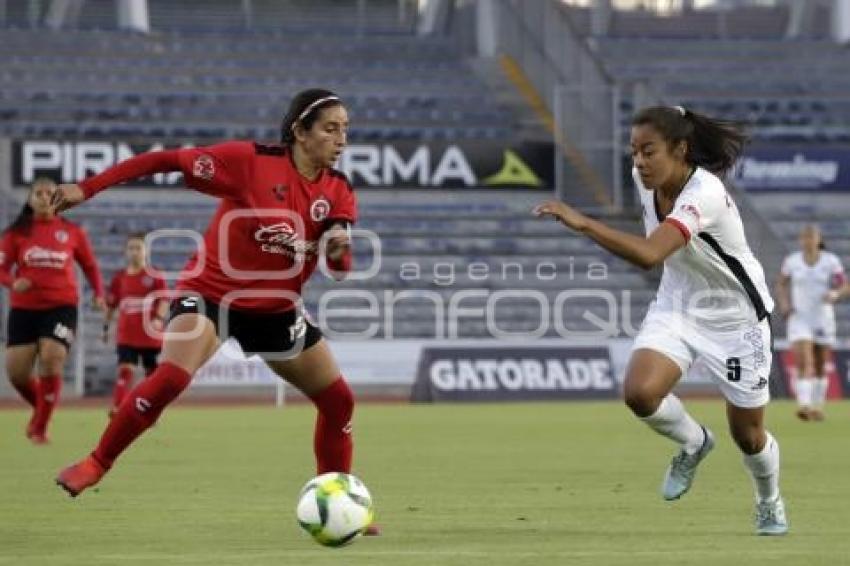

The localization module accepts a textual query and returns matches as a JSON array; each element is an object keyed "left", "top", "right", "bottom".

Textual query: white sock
[
  {"left": 742, "top": 432, "right": 780, "bottom": 503},
  {"left": 640, "top": 394, "right": 705, "bottom": 454},
  {"left": 795, "top": 378, "right": 813, "bottom": 408},
  {"left": 812, "top": 377, "right": 829, "bottom": 409}
]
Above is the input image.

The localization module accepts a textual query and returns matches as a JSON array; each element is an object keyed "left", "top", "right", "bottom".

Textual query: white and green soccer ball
[{"left": 296, "top": 472, "right": 374, "bottom": 547}]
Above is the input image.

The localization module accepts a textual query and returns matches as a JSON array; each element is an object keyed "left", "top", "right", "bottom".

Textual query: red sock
[
  {"left": 11, "top": 377, "right": 38, "bottom": 408},
  {"left": 93, "top": 362, "right": 192, "bottom": 468},
  {"left": 112, "top": 366, "right": 135, "bottom": 409},
  {"left": 33, "top": 375, "right": 62, "bottom": 434},
  {"left": 310, "top": 377, "right": 354, "bottom": 474}
]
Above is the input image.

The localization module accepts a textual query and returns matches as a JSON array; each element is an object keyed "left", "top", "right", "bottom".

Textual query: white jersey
[
  {"left": 635, "top": 166, "right": 774, "bottom": 330},
  {"left": 781, "top": 251, "right": 845, "bottom": 323}
]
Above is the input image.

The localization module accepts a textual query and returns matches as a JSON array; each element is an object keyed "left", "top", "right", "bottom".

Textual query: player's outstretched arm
[
  {"left": 533, "top": 199, "right": 686, "bottom": 270},
  {"left": 51, "top": 150, "right": 183, "bottom": 212}
]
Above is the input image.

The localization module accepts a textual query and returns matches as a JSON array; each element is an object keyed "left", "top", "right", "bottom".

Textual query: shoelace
[
  {"left": 757, "top": 503, "right": 779, "bottom": 523},
  {"left": 670, "top": 451, "right": 698, "bottom": 476}
]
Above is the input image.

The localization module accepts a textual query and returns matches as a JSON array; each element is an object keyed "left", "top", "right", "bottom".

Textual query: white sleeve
[{"left": 666, "top": 183, "right": 722, "bottom": 241}]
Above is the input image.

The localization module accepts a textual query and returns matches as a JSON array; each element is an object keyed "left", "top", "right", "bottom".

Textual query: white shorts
[
  {"left": 787, "top": 313, "right": 835, "bottom": 347},
  {"left": 631, "top": 309, "right": 772, "bottom": 408}
]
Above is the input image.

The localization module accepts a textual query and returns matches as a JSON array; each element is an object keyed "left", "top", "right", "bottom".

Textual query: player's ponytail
[
  {"left": 280, "top": 88, "right": 343, "bottom": 146},
  {"left": 632, "top": 106, "right": 748, "bottom": 176},
  {"left": 2, "top": 177, "right": 55, "bottom": 235},
  {"left": 3, "top": 202, "right": 34, "bottom": 235}
]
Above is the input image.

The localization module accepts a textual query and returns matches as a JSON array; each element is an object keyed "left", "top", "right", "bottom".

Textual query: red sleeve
[
  {"left": 175, "top": 142, "right": 253, "bottom": 199},
  {"left": 80, "top": 150, "right": 182, "bottom": 199},
  {"left": 73, "top": 226, "right": 104, "bottom": 297},
  {"left": 327, "top": 177, "right": 358, "bottom": 225},
  {"left": 664, "top": 218, "right": 691, "bottom": 242},
  {"left": 106, "top": 272, "right": 122, "bottom": 308},
  {"left": 0, "top": 232, "right": 15, "bottom": 288}
]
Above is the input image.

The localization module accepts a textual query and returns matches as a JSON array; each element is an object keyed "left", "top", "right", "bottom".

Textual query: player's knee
[
  {"left": 316, "top": 378, "right": 355, "bottom": 422},
  {"left": 623, "top": 384, "right": 660, "bottom": 417},
  {"left": 5, "top": 362, "right": 28, "bottom": 383},
  {"left": 38, "top": 353, "right": 66, "bottom": 375},
  {"left": 334, "top": 379, "right": 355, "bottom": 419},
  {"left": 730, "top": 427, "right": 765, "bottom": 455}
]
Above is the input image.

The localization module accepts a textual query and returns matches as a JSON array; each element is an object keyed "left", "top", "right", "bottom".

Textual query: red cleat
[
  {"left": 363, "top": 523, "right": 381, "bottom": 536},
  {"left": 26, "top": 414, "right": 49, "bottom": 445},
  {"left": 56, "top": 455, "right": 107, "bottom": 497}
]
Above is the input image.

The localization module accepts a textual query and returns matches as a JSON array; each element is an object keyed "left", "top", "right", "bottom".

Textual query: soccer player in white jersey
[
  {"left": 776, "top": 225, "right": 850, "bottom": 421},
  {"left": 533, "top": 106, "right": 787, "bottom": 535}
]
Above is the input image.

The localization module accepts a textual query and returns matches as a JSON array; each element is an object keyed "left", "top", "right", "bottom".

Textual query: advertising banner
[
  {"left": 733, "top": 146, "right": 850, "bottom": 192},
  {"left": 12, "top": 139, "right": 554, "bottom": 190},
  {"left": 411, "top": 345, "right": 616, "bottom": 402}
]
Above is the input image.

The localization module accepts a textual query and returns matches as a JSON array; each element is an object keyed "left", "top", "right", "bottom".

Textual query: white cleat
[
  {"left": 662, "top": 426, "right": 715, "bottom": 501},
  {"left": 756, "top": 497, "right": 788, "bottom": 536}
]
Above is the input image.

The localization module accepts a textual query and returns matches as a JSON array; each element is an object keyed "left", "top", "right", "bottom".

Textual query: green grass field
[{"left": 1, "top": 400, "right": 847, "bottom": 565}]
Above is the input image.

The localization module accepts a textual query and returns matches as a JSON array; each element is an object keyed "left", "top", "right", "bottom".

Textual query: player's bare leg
[
  {"left": 265, "top": 339, "right": 380, "bottom": 536},
  {"left": 728, "top": 403, "right": 787, "bottom": 535}
]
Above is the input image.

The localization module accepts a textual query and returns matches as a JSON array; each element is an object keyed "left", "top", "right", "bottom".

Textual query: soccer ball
[{"left": 296, "top": 472, "right": 374, "bottom": 547}]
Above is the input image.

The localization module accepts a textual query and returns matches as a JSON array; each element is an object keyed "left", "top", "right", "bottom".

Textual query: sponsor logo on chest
[{"left": 23, "top": 246, "right": 69, "bottom": 269}]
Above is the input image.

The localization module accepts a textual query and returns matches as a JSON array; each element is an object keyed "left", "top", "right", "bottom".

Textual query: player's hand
[
  {"left": 92, "top": 296, "right": 107, "bottom": 312},
  {"left": 325, "top": 223, "right": 351, "bottom": 261},
  {"left": 824, "top": 290, "right": 841, "bottom": 304},
  {"left": 50, "top": 183, "right": 86, "bottom": 213},
  {"left": 532, "top": 200, "right": 589, "bottom": 231},
  {"left": 11, "top": 278, "right": 32, "bottom": 292}
]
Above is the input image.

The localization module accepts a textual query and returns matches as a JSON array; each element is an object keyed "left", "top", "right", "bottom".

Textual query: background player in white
[
  {"left": 534, "top": 106, "right": 787, "bottom": 535},
  {"left": 776, "top": 225, "right": 850, "bottom": 421}
]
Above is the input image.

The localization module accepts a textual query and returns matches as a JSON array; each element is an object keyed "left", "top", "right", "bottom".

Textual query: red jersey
[
  {"left": 81, "top": 142, "right": 357, "bottom": 313},
  {"left": 107, "top": 267, "right": 168, "bottom": 348},
  {"left": 0, "top": 217, "right": 104, "bottom": 309}
]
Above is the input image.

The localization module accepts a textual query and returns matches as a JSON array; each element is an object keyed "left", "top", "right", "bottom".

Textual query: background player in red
[
  {"left": 1, "top": 177, "right": 105, "bottom": 443},
  {"left": 52, "top": 88, "right": 377, "bottom": 533},
  {"left": 103, "top": 233, "right": 169, "bottom": 416}
]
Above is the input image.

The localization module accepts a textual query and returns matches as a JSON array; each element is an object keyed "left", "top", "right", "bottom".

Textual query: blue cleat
[
  {"left": 662, "top": 426, "right": 715, "bottom": 501},
  {"left": 756, "top": 497, "right": 788, "bottom": 536}
]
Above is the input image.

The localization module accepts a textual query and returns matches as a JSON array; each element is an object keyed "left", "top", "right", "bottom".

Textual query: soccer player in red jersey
[
  {"left": 1, "top": 178, "right": 105, "bottom": 443},
  {"left": 104, "top": 233, "right": 169, "bottom": 416},
  {"left": 53, "top": 89, "right": 376, "bottom": 532}
]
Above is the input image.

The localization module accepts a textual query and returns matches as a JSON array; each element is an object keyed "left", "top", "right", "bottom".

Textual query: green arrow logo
[{"left": 483, "top": 149, "right": 542, "bottom": 187}]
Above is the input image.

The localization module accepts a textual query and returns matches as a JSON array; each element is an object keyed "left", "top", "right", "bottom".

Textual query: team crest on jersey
[
  {"left": 310, "top": 197, "right": 331, "bottom": 222},
  {"left": 679, "top": 204, "right": 700, "bottom": 222},
  {"left": 142, "top": 275, "right": 153, "bottom": 287},
  {"left": 192, "top": 154, "right": 215, "bottom": 181},
  {"left": 54, "top": 230, "right": 69, "bottom": 243},
  {"left": 272, "top": 184, "right": 288, "bottom": 201}
]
